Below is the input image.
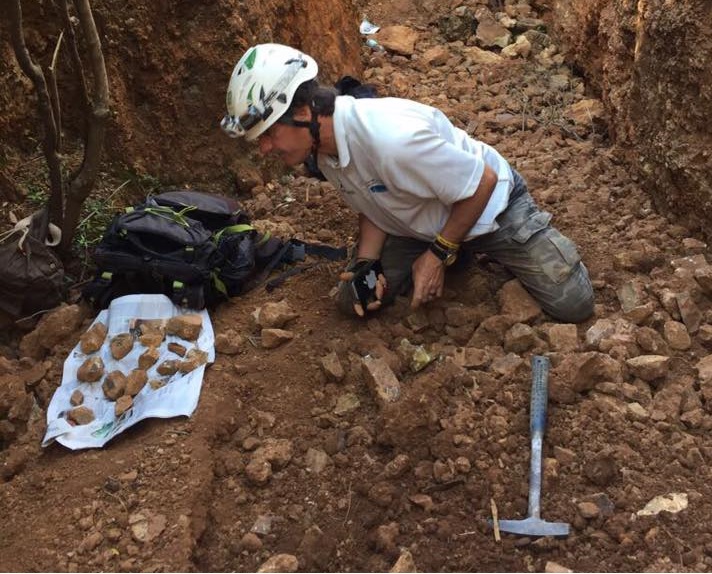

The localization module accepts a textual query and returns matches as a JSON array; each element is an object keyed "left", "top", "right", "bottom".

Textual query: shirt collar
[{"left": 323, "top": 95, "right": 352, "bottom": 169}]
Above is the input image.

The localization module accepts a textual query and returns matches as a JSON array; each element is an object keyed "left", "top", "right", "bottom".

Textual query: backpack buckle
[{"left": 171, "top": 280, "right": 204, "bottom": 309}]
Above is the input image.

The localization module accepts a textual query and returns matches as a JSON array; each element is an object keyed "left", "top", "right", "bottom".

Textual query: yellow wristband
[{"left": 435, "top": 233, "right": 460, "bottom": 250}]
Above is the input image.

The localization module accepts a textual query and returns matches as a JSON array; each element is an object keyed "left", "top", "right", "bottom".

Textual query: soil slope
[{"left": 550, "top": 0, "right": 712, "bottom": 241}]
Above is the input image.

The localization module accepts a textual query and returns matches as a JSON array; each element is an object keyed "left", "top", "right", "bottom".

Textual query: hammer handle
[
  {"left": 528, "top": 355, "right": 550, "bottom": 519},
  {"left": 530, "top": 355, "right": 550, "bottom": 435}
]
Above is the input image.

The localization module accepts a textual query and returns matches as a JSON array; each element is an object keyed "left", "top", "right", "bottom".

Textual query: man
[{"left": 221, "top": 43, "right": 594, "bottom": 323}]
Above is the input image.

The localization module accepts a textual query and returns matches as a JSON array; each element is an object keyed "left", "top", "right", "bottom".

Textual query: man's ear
[{"left": 292, "top": 104, "right": 312, "bottom": 121}]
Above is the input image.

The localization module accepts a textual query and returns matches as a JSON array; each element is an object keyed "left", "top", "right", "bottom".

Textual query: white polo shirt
[{"left": 317, "top": 95, "right": 513, "bottom": 242}]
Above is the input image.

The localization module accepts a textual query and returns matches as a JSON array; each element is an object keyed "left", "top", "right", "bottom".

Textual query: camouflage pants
[{"left": 336, "top": 171, "right": 595, "bottom": 323}]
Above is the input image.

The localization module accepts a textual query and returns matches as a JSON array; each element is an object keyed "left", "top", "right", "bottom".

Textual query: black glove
[{"left": 340, "top": 258, "right": 387, "bottom": 317}]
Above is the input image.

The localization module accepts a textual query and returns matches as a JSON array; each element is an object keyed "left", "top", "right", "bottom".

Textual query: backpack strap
[
  {"left": 245, "top": 241, "right": 295, "bottom": 292},
  {"left": 280, "top": 239, "right": 348, "bottom": 263},
  {"left": 171, "top": 280, "right": 205, "bottom": 309},
  {"left": 82, "top": 271, "right": 119, "bottom": 310},
  {"left": 213, "top": 223, "right": 255, "bottom": 242},
  {"left": 258, "top": 240, "right": 348, "bottom": 292},
  {"left": 265, "top": 263, "right": 317, "bottom": 292}
]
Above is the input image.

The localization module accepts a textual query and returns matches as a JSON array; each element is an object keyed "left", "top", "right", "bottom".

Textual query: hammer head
[{"left": 497, "top": 516, "right": 570, "bottom": 538}]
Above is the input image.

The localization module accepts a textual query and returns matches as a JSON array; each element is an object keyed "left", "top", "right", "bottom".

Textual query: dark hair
[{"left": 287, "top": 79, "right": 337, "bottom": 117}]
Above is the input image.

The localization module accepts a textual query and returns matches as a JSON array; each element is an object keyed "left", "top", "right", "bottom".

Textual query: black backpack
[
  {"left": 82, "top": 191, "right": 346, "bottom": 309},
  {"left": 82, "top": 199, "right": 221, "bottom": 309}
]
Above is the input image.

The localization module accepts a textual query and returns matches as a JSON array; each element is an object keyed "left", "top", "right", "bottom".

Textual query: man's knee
[{"left": 540, "top": 262, "right": 595, "bottom": 323}]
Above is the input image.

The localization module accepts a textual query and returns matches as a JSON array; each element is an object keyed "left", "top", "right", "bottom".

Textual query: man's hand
[
  {"left": 339, "top": 259, "right": 388, "bottom": 317},
  {"left": 410, "top": 249, "right": 446, "bottom": 308}
]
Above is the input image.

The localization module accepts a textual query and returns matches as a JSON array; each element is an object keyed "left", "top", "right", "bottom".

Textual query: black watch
[{"left": 429, "top": 241, "right": 458, "bottom": 266}]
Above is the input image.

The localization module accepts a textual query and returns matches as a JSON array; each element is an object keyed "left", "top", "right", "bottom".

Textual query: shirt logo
[{"left": 367, "top": 180, "right": 388, "bottom": 193}]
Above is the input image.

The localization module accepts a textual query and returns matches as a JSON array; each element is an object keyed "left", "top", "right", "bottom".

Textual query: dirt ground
[{"left": 2, "top": 1, "right": 712, "bottom": 573}]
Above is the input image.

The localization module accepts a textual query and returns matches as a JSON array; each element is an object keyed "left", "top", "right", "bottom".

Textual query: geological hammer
[{"left": 494, "top": 355, "right": 570, "bottom": 537}]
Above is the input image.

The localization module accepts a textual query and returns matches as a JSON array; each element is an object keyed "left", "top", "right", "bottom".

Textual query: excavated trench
[{"left": 1, "top": 0, "right": 712, "bottom": 572}]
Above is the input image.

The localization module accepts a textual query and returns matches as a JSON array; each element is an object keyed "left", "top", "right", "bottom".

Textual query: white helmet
[{"left": 221, "top": 43, "right": 318, "bottom": 141}]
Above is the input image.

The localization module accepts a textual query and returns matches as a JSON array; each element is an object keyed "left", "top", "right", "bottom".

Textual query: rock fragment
[
  {"left": 626, "top": 355, "right": 670, "bottom": 382},
  {"left": 215, "top": 330, "right": 242, "bottom": 355},
  {"left": 663, "top": 320, "right": 691, "bottom": 350},
  {"left": 139, "top": 331, "right": 164, "bottom": 347},
  {"left": 390, "top": 549, "right": 417, "bottom": 573},
  {"left": 320, "top": 351, "right": 344, "bottom": 383},
  {"left": 126, "top": 369, "right": 148, "bottom": 396},
  {"left": 103, "top": 370, "right": 127, "bottom": 400},
  {"left": 245, "top": 438, "right": 295, "bottom": 485},
  {"left": 377, "top": 25, "right": 419, "bottom": 56},
  {"left": 545, "top": 562, "right": 574, "bottom": 573},
  {"left": 676, "top": 291, "right": 701, "bottom": 333},
  {"left": 637, "top": 493, "right": 688, "bottom": 516},
  {"left": 498, "top": 279, "right": 542, "bottom": 322},
  {"left": 180, "top": 348, "right": 208, "bottom": 373},
  {"left": 70, "top": 389, "right": 84, "bottom": 406},
  {"left": 257, "top": 554, "right": 298, "bottom": 573},
  {"left": 362, "top": 356, "right": 401, "bottom": 403},
  {"left": 156, "top": 360, "right": 180, "bottom": 376},
  {"left": 166, "top": 314, "right": 202, "bottom": 341},
  {"left": 149, "top": 379, "right": 165, "bottom": 390},
  {"left": 261, "top": 328, "right": 294, "bottom": 349},
  {"left": 79, "top": 322, "right": 108, "bottom": 354},
  {"left": 239, "top": 532, "right": 263, "bottom": 552},
  {"left": 255, "top": 300, "right": 298, "bottom": 329},
  {"left": 304, "top": 448, "right": 331, "bottom": 474},
  {"left": 68, "top": 406, "right": 95, "bottom": 425},
  {"left": 545, "top": 323, "right": 579, "bottom": 352},
  {"left": 115, "top": 395, "right": 133, "bottom": 416},
  {"left": 77, "top": 356, "right": 104, "bottom": 383},
  {"left": 167, "top": 342, "right": 187, "bottom": 357},
  {"left": 138, "top": 347, "right": 160, "bottom": 370},
  {"left": 110, "top": 333, "right": 134, "bottom": 360},
  {"left": 128, "top": 511, "right": 167, "bottom": 543}
]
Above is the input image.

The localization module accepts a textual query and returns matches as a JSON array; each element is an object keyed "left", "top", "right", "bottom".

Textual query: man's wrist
[
  {"left": 428, "top": 240, "right": 458, "bottom": 266},
  {"left": 434, "top": 233, "right": 460, "bottom": 251},
  {"left": 356, "top": 255, "right": 379, "bottom": 263}
]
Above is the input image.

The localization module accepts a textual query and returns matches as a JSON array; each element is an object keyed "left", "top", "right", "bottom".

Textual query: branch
[
  {"left": 60, "top": 0, "right": 111, "bottom": 252},
  {"left": 59, "top": 0, "right": 90, "bottom": 112},
  {"left": 7, "top": 0, "right": 64, "bottom": 225},
  {"left": 47, "top": 30, "right": 64, "bottom": 151}
]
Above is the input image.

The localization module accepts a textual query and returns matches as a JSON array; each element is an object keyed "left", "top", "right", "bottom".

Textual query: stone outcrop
[{"left": 549, "top": 0, "right": 712, "bottom": 238}]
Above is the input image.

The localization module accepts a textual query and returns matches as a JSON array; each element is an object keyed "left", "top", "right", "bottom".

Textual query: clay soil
[{"left": 2, "top": 2, "right": 712, "bottom": 573}]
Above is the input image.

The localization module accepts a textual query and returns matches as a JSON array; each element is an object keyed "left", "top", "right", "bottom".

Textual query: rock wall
[
  {"left": 0, "top": 0, "right": 362, "bottom": 186},
  {"left": 549, "top": 0, "right": 712, "bottom": 237}
]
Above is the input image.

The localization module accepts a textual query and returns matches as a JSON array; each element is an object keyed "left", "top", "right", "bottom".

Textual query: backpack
[
  {"left": 0, "top": 206, "right": 65, "bottom": 319},
  {"left": 151, "top": 189, "right": 249, "bottom": 231},
  {"left": 82, "top": 200, "right": 220, "bottom": 309},
  {"left": 82, "top": 190, "right": 346, "bottom": 310}
]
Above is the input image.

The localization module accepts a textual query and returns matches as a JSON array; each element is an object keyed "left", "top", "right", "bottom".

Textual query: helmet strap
[
  {"left": 307, "top": 106, "right": 321, "bottom": 168},
  {"left": 276, "top": 105, "right": 322, "bottom": 172}
]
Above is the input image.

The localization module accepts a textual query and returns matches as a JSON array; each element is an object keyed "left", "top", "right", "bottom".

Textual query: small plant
[
  {"left": 26, "top": 183, "right": 48, "bottom": 206},
  {"left": 115, "top": 167, "right": 163, "bottom": 200},
  {"left": 72, "top": 179, "right": 130, "bottom": 278}
]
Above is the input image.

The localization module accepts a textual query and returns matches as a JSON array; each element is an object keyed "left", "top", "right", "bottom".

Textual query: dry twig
[{"left": 490, "top": 498, "right": 501, "bottom": 542}]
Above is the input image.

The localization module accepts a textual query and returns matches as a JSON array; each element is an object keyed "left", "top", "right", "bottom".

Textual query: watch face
[{"left": 429, "top": 242, "right": 457, "bottom": 265}]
